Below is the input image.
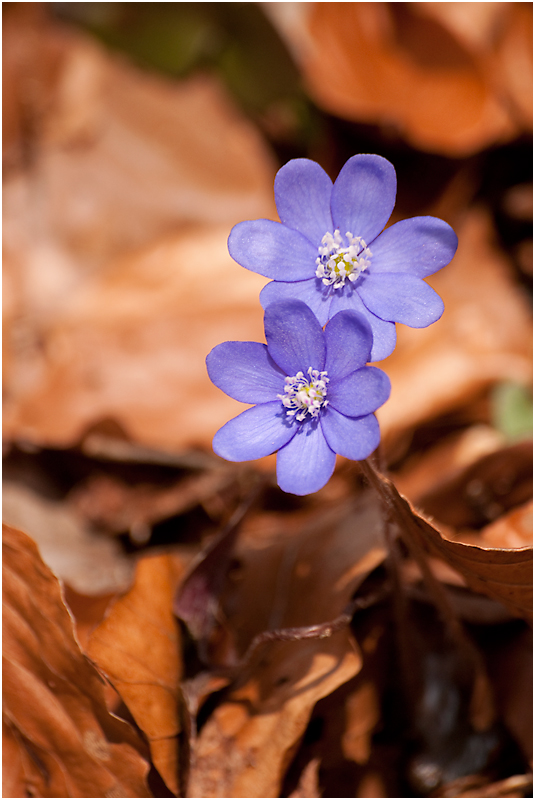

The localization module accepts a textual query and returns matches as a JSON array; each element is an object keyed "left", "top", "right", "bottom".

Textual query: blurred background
[
  {"left": 2, "top": 4, "right": 533, "bottom": 798},
  {"left": 3, "top": 1, "right": 532, "bottom": 458}
]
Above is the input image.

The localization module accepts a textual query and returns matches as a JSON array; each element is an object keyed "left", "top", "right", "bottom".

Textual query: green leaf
[{"left": 491, "top": 382, "right": 533, "bottom": 442}]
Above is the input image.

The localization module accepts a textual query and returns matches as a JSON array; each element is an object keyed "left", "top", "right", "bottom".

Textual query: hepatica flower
[
  {"left": 206, "top": 299, "right": 390, "bottom": 495},
  {"left": 228, "top": 155, "right": 458, "bottom": 361}
]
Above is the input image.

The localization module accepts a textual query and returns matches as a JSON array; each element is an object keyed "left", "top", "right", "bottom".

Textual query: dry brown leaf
[
  {"left": 68, "top": 463, "right": 237, "bottom": 537},
  {"left": 2, "top": 481, "right": 135, "bottom": 594},
  {"left": 393, "top": 425, "right": 506, "bottom": 506},
  {"left": 187, "top": 489, "right": 386, "bottom": 797},
  {"left": 377, "top": 209, "right": 532, "bottom": 456},
  {"left": 289, "top": 758, "right": 321, "bottom": 798},
  {"left": 87, "top": 552, "right": 188, "bottom": 796},
  {"left": 432, "top": 772, "right": 533, "bottom": 798},
  {"left": 268, "top": 3, "right": 530, "bottom": 156},
  {"left": 3, "top": 11, "right": 276, "bottom": 261},
  {"left": 189, "top": 634, "right": 360, "bottom": 798},
  {"left": 2, "top": 523, "right": 151, "bottom": 798},
  {"left": 3, "top": 12, "right": 275, "bottom": 451},
  {"left": 2, "top": 717, "right": 27, "bottom": 800},
  {"left": 475, "top": 500, "right": 533, "bottom": 550},
  {"left": 415, "top": 441, "right": 532, "bottom": 531},
  {"left": 3, "top": 221, "right": 269, "bottom": 451},
  {"left": 365, "top": 468, "right": 532, "bottom": 619},
  {"left": 413, "top": 511, "right": 532, "bottom": 620}
]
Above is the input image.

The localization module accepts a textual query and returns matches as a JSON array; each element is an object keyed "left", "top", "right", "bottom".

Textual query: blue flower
[
  {"left": 206, "top": 299, "right": 391, "bottom": 495},
  {"left": 228, "top": 155, "right": 458, "bottom": 361}
]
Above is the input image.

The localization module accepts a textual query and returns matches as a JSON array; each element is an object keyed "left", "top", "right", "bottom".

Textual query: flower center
[
  {"left": 315, "top": 230, "right": 371, "bottom": 289},
  {"left": 278, "top": 367, "right": 329, "bottom": 422}
]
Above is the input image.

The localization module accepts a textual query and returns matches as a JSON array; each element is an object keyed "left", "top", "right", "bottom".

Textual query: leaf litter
[{"left": 2, "top": 4, "right": 532, "bottom": 798}]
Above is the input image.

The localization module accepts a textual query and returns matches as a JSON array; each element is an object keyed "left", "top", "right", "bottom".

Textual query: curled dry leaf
[
  {"left": 393, "top": 425, "right": 507, "bottom": 507},
  {"left": 268, "top": 2, "right": 531, "bottom": 156},
  {"left": 189, "top": 634, "right": 360, "bottom": 798},
  {"left": 187, "top": 488, "right": 387, "bottom": 797},
  {"left": 377, "top": 209, "right": 532, "bottom": 457},
  {"left": 365, "top": 468, "right": 532, "bottom": 620},
  {"left": 285, "top": 609, "right": 390, "bottom": 798},
  {"left": 413, "top": 440, "right": 533, "bottom": 532},
  {"left": 2, "top": 523, "right": 150, "bottom": 798},
  {"left": 87, "top": 552, "right": 189, "bottom": 797},
  {"left": 470, "top": 500, "right": 533, "bottom": 551}
]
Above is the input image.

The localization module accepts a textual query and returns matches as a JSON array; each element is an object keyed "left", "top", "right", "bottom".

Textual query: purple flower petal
[
  {"left": 260, "top": 278, "right": 332, "bottom": 327},
  {"left": 328, "top": 366, "right": 391, "bottom": 417},
  {"left": 206, "top": 342, "right": 285, "bottom": 404},
  {"left": 228, "top": 219, "right": 316, "bottom": 280},
  {"left": 321, "top": 408, "right": 380, "bottom": 462},
  {"left": 369, "top": 217, "right": 458, "bottom": 278},
  {"left": 274, "top": 159, "right": 333, "bottom": 246},
  {"left": 264, "top": 299, "right": 326, "bottom": 376},
  {"left": 331, "top": 155, "right": 396, "bottom": 245},
  {"left": 324, "top": 310, "right": 373, "bottom": 380},
  {"left": 358, "top": 273, "right": 444, "bottom": 327},
  {"left": 329, "top": 288, "right": 397, "bottom": 361},
  {"left": 213, "top": 402, "right": 296, "bottom": 461},
  {"left": 276, "top": 421, "right": 336, "bottom": 495}
]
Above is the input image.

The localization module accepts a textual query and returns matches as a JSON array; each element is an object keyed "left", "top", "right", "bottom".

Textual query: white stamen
[
  {"left": 278, "top": 367, "right": 329, "bottom": 421},
  {"left": 315, "top": 230, "right": 371, "bottom": 288}
]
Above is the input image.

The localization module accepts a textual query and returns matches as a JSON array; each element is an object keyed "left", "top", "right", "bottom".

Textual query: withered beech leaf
[
  {"left": 3, "top": 223, "right": 268, "bottom": 452},
  {"left": 471, "top": 500, "right": 533, "bottom": 551},
  {"left": 189, "top": 634, "right": 360, "bottom": 799},
  {"left": 2, "top": 524, "right": 151, "bottom": 799},
  {"left": 366, "top": 469, "right": 532, "bottom": 620},
  {"left": 414, "top": 440, "right": 533, "bottom": 531},
  {"left": 274, "top": 2, "right": 528, "bottom": 156},
  {"left": 188, "top": 489, "right": 386, "bottom": 797},
  {"left": 87, "top": 553, "right": 188, "bottom": 797},
  {"left": 3, "top": 11, "right": 274, "bottom": 452}
]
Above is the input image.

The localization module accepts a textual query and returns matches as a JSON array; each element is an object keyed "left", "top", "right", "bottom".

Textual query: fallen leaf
[
  {"left": 362, "top": 465, "right": 532, "bottom": 619},
  {"left": 3, "top": 223, "right": 268, "bottom": 452},
  {"left": 68, "top": 464, "right": 240, "bottom": 538},
  {"left": 393, "top": 425, "right": 506, "bottom": 506},
  {"left": 187, "top": 487, "right": 387, "bottom": 797},
  {"left": 189, "top": 634, "right": 360, "bottom": 798},
  {"left": 289, "top": 757, "right": 321, "bottom": 798},
  {"left": 417, "top": 517, "right": 532, "bottom": 620},
  {"left": 87, "top": 552, "right": 188, "bottom": 796},
  {"left": 2, "top": 523, "right": 151, "bottom": 798},
  {"left": 3, "top": 10, "right": 275, "bottom": 452},
  {"left": 2, "top": 481, "right": 135, "bottom": 595},
  {"left": 268, "top": 3, "right": 530, "bottom": 156},
  {"left": 475, "top": 500, "right": 533, "bottom": 550},
  {"left": 416, "top": 441, "right": 533, "bottom": 530},
  {"left": 3, "top": 12, "right": 276, "bottom": 263},
  {"left": 431, "top": 772, "right": 533, "bottom": 798},
  {"left": 2, "top": 718, "right": 27, "bottom": 800}
]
